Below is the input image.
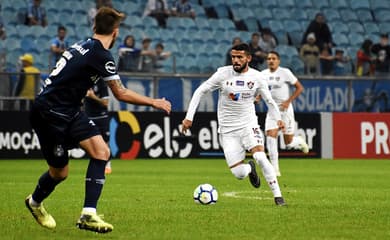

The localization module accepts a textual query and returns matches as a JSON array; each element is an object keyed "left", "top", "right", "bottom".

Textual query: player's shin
[
  {"left": 83, "top": 158, "right": 107, "bottom": 212},
  {"left": 253, "top": 152, "right": 282, "bottom": 197},
  {"left": 266, "top": 136, "right": 279, "bottom": 172},
  {"left": 31, "top": 171, "right": 64, "bottom": 205}
]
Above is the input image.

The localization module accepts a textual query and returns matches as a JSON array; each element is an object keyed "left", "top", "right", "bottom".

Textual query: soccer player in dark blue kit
[
  {"left": 25, "top": 7, "right": 171, "bottom": 233},
  {"left": 84, "top": 79, "right": 113, "bottom": 174}
]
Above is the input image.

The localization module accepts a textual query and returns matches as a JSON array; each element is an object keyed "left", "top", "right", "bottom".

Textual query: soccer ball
[{"left": 193, "top": 183, "right": 218, "bottom": 205}]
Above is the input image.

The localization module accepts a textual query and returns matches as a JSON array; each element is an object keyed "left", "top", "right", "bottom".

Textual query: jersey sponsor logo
[
  {"left": 229, "top": 92, "right": 240, "bottom": 101},
  {"left": 247, "top": 81, "right": 254, "bottom": 89},
  {"left": 236, "top": 80, "right": 244, "bottom": 86},
  {"left": 105, "top": 61, "right": 116, "bottom": 74},
  {"left": 70, "top": 43, "right": 90, "bottom": 55}
]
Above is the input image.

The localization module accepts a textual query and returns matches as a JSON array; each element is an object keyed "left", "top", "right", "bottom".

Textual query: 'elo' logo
[{"left": 109, "top": 111, "right": 141, "bottom": 159}]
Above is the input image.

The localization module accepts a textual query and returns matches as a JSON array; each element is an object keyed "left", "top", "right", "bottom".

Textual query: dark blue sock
[
  {"left": 84, "top": 158, "right": 106, "bottom": 209},
  {"left": 32, "top": 171, "right": 63, "bottom": 203}
]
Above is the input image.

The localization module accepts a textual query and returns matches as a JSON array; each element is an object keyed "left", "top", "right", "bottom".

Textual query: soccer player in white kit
[
  {"left": 261, "top": 51, "right": 309, "bottom": 177},
  {"left": 181, "top": 43, "right": 286, "bottom": 206}
]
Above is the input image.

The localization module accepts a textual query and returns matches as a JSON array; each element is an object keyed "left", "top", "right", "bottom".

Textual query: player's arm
[
  {"left": 106, "top": 79, "right": 171, "bottom": 114},
  {"left": 281, "top": 80, "right": 304, "bottom": 109},
  {"left": 181, "top": 73, "right": 221, "bottom": 134},
  {"left": 258, "top": 79, "right": 285, "bottom": 131},
  {"left": 86, "top": 89, "right": 108, "bottom": 107}
]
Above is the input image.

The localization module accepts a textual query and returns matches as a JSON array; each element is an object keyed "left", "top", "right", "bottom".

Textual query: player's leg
[
  {"left": 265, "top": 114, "right": 281, "bottom": 176},
  {"left": 94, "top": 117, "right": 112, "bottom": 174},
  {"left": 220, "top": 134, "right": 260, "bottom": 188},
  {"left": 25, "top": 107, "right": 70, "bottom": 229},
  {"left": 77, "top": 135, "right": 113, "bottom": 233},
  {"left": 244, "top": 124, "right": 286, "bottom": 205},
  {"left": 266, "top": 129, "right": 280, "bottom": 176},
  {"left": 283, "top": 107, "right": 309, "bottom": 154},
  {"left": 73, "top": 114, "right": 113, "bottom": 233},
  {"left": 251, "top": 148, "right": 286, "bottom": 206}
]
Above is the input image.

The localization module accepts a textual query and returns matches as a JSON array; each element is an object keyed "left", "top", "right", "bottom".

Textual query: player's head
[
  {"left": 231, "top": 43, "right": 252, "bottom": 73},
  {"left": 267, "top": 51, "right": 280, "bottom": 71},
  {"left": 57, "top": 25, "right": 67, "bottom": 40},
  {"left": 93, "top": 7, "right": 125, "bottom": 49}
]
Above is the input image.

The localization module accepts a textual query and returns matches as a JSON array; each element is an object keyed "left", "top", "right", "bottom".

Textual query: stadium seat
[
  {"left": 347, "top": 22, "right": 365, "bottom": 34},
  {"left": 312, "top": 0, "right": 330, "bottom": 10},
  {"left": 195, "top": 18, "right": 212, "bottom": 31},
  {"left": 328, "top": 0, "right": 349, "bottom": 10},
  {"left": 295, "top": 0, "right": 313, "bottom": 9},
  {"left": 276, "top": 0, "right": 296, "bottom": 9},
  {"left": 290, "top": 56, "right": 305, "bottom": 74},
  {"left": 253, "top": 7, "right": 273, "bottom": 24},
  {"left": 373, "top": 10, "right": 390, "bottom": 23},
  {"left": 243, "top": 17, "right": 261, "bottom": 32},
  {"left": 288, "top": 31, "right": 303, "bottom": 48},
  {"left": 348, "top": 32, "right": 365, "bottom": 48},
  {"left": 322, "top": 8, "right": 342, "bottom": 21},
  {"left": 283, "top": 20, "right": 303, "bottom": 34},
  {"left": 20, "top": 38, "right": 40, "bottom": 54},
  {"left": 333, "top": 33, "right": 350, "bottom": 48},
  {"left": 356, "top": 9, "right": 373, "bottom": 22},
  {"left": 214, "top": 3, "right": 230, "bottom": 19},
  {"left": 143, "top": 28, "right": 161, "bottom": 42},
  {"left": 243, "top": 0, "right": 262, "bottom": 8},
  {"left": 290, "top": 8, "right": 309, "bottom": 21},
  {"left": 349, "top": 0, "right": 371, "bottom": 11},
  {"left": 268, "top": 20, "right": 285, "bottom": 34},
  {"left": 191, "top": 4, "right": 207, "bottom": 18},
  {"left": 340, "top": 9, "right": 359, "bottom": 22},
  {"left": 260, "top": 0, "right": 279, "bottom": 9},
  {"left": 329, "top": 21, "right": 349, "bottom": 34},
  {"left": 370, "top": 0, "right": 390, "bottom": 11},
  {"left": 271, "top": 8, "right": 291, "bottom": 20},
  {"left": 378, "top": 23, "right": 390, "bottom": 36},
  {"left": 362, "top": 22, "right": 380, "bottom": 36},
  {"left": 230, "top": 7, "right": 255, "bottom": 22},
  {"left": 142, "top": 16, "right": 159, "bottom": 30}
]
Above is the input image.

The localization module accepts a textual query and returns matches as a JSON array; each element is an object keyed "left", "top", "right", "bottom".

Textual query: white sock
[
  {"left": 105, "top": 160, "right": 111, "bottom": 168},
  {"left": 230, "top": 164, "right": 251, "bottom": 179},
  {"left": 82, "top": 207, "right": 96, "bottom": 214},
  {"left": 266, "top": 136, "right": 279, "bottom": 171},
  {"left": 30, "top": 197, "right": 40, "bottom": 207},
  {"left": 286, "top": 136, "right": 303, "bottom": 149},
  {"left": 253, "top": 152, "right": 282, "bottom": 197}
]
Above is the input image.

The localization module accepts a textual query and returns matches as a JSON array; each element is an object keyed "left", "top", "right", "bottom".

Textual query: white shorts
[
  {"left": 220, "top": 123, "right": 264, "bottom": 167},
  {"left": 265, "top": 104, "right": 295, "bottom": 135}
]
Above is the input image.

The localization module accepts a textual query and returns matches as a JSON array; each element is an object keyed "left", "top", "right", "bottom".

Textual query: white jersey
[
  {"left": 185, "top": 66, "right": 281, "bottom": 134},
  {"left": 261, "top": 66, "right": 298, "bottom": 105}
]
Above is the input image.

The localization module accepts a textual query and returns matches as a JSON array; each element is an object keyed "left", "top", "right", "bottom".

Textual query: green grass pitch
[{"left": 0, "top": 159, "right": 389, "bottom": 240}]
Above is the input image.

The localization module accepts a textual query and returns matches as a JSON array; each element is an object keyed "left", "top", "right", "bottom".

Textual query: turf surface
[{"left": 1, "top": 159, "right": 389, "bottom": 240}]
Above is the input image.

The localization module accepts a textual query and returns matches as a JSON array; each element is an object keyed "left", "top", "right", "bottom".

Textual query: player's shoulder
[{"left": 217, "top": 65, "right": 232, "bottom": 73}]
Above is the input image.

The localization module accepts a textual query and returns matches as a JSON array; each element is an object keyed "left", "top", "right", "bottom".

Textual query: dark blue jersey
[
  {"left": 84, "top": 78, "right": 109, "bottom": 117},
  {"left": 36, "top": 38, "right": 119, "bottom": 116}
]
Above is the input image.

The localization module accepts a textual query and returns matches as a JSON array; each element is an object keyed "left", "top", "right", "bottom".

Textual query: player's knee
[
  {"left": 91, "top": 145, "right": 110, "bottom": 160},
  {"left": 230, "top": 164, "right": 246, "bottom": 180}
]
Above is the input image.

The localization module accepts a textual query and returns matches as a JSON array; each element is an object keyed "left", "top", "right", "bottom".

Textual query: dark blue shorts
[
  {"left": 30, "top": 105, "right": 100, "bottom": 168},
  {"left": 88, "top": 115, "right": 110, "bottom": 143}
]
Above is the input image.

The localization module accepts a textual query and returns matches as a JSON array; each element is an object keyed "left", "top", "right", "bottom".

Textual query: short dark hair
[
  {"left": 268, "top": 50, "right": 280, "bottom": 59},
  {"left": 94, "top": 7, "right": 125, "bottom": 35},
  {"left": 231, "top": 43, "right": 250, "bottom": 55},
  {"left": 58, "top": 25, "right": 66, "bottom": 32}
]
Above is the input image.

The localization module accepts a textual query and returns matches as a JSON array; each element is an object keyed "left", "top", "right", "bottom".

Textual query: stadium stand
[{"left": 0, "top": 0, "right": 389, "bottom": 75}]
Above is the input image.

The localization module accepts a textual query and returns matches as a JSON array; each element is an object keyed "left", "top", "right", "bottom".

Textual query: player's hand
[
  {"left": 86, "top": 89, "right": 95, "bottom": 98},
  {"left": 151, "top": 97, "right": 171, "bottom": 114},
  {"left": 254, "top": 94, "right": 262, "bottom": 104},
  {"left": 280, "top": 101, "right": 290, "bottom": 111},
  {"left": 181, "top": 119, "right": 192, "bottom": 134},
  {"left": 277, "top": 120, "right": 285, "bottom": 132}
]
